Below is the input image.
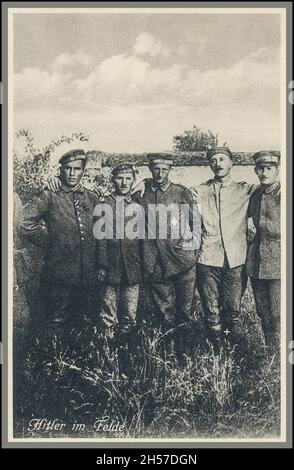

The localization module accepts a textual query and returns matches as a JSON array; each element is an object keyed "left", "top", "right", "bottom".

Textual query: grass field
[{"left": 13, "top": 277, "right": 280, "bottom": 440}]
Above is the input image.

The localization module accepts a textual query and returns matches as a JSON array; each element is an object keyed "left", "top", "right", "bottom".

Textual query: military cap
[
  {"left": 207, "top": 147, "right": 233, "bottom": 161},
  {"left": 59, "top": 149, "right": 87, "bottom": 165},
  {"left": 147, "top": 152, "right": 174, "bottom": 166},
  {"left": 111, "top": 162, "right": 137, "bottom": 177},
  {"left": 253, "top": 150, "right": 280, "bottom": 166}
]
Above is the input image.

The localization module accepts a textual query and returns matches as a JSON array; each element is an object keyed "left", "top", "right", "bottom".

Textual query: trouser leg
[
  {"left": 251, "top": 277, "right": 271, "bottom": 345},
  {"left": 118, "top": 283, "right": 140, "bottom": 329},
  {"left": 97, "top": 285, "right": 120, "bottom": 370},
  {"left": 146, "top": 278, "right": 175, "bottom": 360},
  {"left": 174, "top": 265, "right": 197, "bottom": 359},
  {"left": 114, "top": 284, "right": 140, "bottom": 377},
  {"left": 43, "top": 283, "right": 74, "bottom": 329},
  {"left": 196, "top": 263, "right": 223, "bottom": 351},
  {"left": 148, "top": 279, "right": 175, "bottom": 328},
  {"left": 268, "top": 280, "right": 281, "bottom": 350},
  {"left": 99, "top": 284, "right": 119, "bottom": 329},
  {"left": 251, "top": 277, "right": 280, "bottom": 350},
  {"left": 221, "top": 264, "right": 247, "bottom": 332},
  {"left": 175, "top": 265, "right": 197, "bottom": 324},
  {"left": 77, "top": 284, "right": 100, "bottom": 327}
]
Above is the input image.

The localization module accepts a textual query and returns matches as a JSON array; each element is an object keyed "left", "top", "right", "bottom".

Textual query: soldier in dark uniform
[
  {"left": 133, "top": 153, "right": 200, "bottom": 361},
  {"left": 20, "top": 149, "right": 100, "bottom": 333},
  {"left": 95, "top": 163, "right": 142, "bottom": 328},
  {"left": 94, "top": 163, "right": 142, "bottom": 375},
  {"left": 246, "top": 151, "right": 281, "bottom": 353}
]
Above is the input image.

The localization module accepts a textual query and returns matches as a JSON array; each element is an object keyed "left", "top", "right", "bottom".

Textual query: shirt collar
[
  {"left": 61, "top": 183, "right": 85, "bottom": 193},
  {"left": 150, "top": 179, "right": 171, "bottom": 192},
  {"left": 213, "top": 175, "right": 233, "bottom": 188}
]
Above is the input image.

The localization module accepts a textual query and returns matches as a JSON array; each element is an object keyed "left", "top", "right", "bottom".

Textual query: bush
[{"left": 173, "top": 125, "right": 227, "bottom": 153}]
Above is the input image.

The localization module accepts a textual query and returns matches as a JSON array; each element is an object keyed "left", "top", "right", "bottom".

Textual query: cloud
[
  {"left": 14, "top": 40, "right": 281, "bottom": 152},
  {"left": 75, "top": 54, "right": 185, "bottom": 106},
  {"left": 133, "top": 32, "right": 170, "bottom": 58},
  {"left": 50, "top": 49, "right": 94, "bottom": 73},
  {"left": 14, "top": 67, "right": 71, "bottom": 108}
]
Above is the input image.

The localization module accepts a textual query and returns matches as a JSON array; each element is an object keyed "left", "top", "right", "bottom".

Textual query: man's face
[
  {"left": 209, "top": 153, "right": 233, "bottom": 178},
  {"left": 255, "top": 164, "right": 279, "bottom": 186},
  {"left": 112, "top": 171, "right": 135, "bottom": 196},
  {"left": 150, "top": 163, "right": 171, "bottom": 185},
  {"left": 60, "top": 159, "right": 85, "bottom": 188}
]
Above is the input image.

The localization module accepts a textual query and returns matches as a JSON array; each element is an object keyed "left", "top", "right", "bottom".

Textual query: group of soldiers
[{"left": 18, "top": 146, "right": 281, "bottom": 367}]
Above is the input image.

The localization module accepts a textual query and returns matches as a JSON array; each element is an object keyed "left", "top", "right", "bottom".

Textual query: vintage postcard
[{"left": 2, "top": 2, "right": 292, "bottom": 448}]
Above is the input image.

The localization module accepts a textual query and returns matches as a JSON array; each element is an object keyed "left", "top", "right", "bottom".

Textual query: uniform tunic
[
  {"left": 246, "top": 182, "right": 281, "bottom": 348},
  {"left": 21, "top": 186, "right": 99, "bottom": 285},
  {"left": 20, "top": 185, "right": 100, "bottom": 327},
  {"left": 95, "top": 193, "right": 142, "bottom": 329},
  {"left": 134, "top": 178, "right": 198, "bottom": 330}
]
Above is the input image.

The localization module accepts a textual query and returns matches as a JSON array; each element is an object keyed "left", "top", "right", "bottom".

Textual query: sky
[{"left": 13, "top": 11, "right": 282, "bottom": 153}]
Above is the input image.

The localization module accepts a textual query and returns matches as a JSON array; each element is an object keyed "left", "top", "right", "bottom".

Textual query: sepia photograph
[{"left": 3, "top": 3, "right": 290, "bottom": 445}]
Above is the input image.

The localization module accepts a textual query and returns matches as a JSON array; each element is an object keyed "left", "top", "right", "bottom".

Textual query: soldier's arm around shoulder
[
  {"left": 131, "top": 178, "right": 151, "bottom": 198},
  {"left": 20, "top": 190, "right": 51, "bottom": 246},
  {"left": 189, "top": 180, "right": 209, "bottom": 204},
  {"left": 238, "top": 180, "right": 259, "bottom": 197},
  {"left": 182, "top": 186, "right": 194, "bottom": 206}
]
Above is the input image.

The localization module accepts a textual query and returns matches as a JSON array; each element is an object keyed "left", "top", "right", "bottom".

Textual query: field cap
[
  {"left": 207, "top": 147, "right": 233, "bottom": 161},
  {"left": 253, "top": 150, "right": 280, "bottom": 166},
  {"left": 148, "top": 152, "right": 174, "bottom": 166},
  {"left": 59, "top": 149, "right": 87, "bottom": 165},
  {"left": 111, "top": 162, "right": 137, "bottom": 177}
]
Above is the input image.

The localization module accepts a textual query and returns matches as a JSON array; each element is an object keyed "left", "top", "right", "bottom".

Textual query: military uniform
[
  {"left": 192, "top": 151, "right": 256, "bottom": 346},
  {"left": 96, "top": 192, "right": 142, "bottom": 330},
  {"left": 95, "top": 163, "right": 143, "bottom": 375},
  {"left": 21, "top": 152, "right": 100, "bottom": 329},
  {"left": 246, "top": 151, "right": 281, "bottom": 349},
  {"left": 135, "top": 177, "right": 199, "bottom": 328}
]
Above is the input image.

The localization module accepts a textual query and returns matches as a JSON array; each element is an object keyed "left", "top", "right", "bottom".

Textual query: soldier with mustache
[
  {"left": 246, "top": 151, "right": 281, "bottom": 354},
  {"left": 191, "top": 147, "right": 257, "bottom": 353}
]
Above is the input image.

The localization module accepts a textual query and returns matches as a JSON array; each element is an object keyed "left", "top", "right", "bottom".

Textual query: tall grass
[{"left": 13, "top": 284, "right": 280, "bottom": 439}]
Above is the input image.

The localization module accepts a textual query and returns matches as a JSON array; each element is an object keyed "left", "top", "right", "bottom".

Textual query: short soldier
[
  {"left": 246, "top": 151, "right": 281, "bottom": 353},
  {"left": 95, "top": 163, "right": 142, "bottom": 375},
  {"left": 133, "top": 153, "right": 199, "bottom": 361},
  {"left": 191, "top": 147, "right": 257, "bottom": 352},
  {"left": 95, "top": 163, "right": 142, "bottom": 330},
  {"left": 20, "top": 149, "right": 100, "bottom": 332}
]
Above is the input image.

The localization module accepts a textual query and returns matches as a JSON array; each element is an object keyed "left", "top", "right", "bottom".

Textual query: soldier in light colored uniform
[
  {"left": 246, "top": 151, "right": 281, "bottom": 352},
  {"left": 191, "top": 147, "right": 256, "bottom": 352}
]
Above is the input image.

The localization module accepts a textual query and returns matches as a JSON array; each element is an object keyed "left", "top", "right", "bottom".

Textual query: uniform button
[
  {"left": 81, "top": 237, "right": 85, "bottom": 241},
  {"left": 80, "top": 223, "right": 83, "bottom": 227}
]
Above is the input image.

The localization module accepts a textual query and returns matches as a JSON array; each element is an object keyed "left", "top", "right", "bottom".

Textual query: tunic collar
[
  {"left": 61, "top": 183, "right": 85, "bottom": 193},
  {"left": 261, "top": 181, "right": 280, "bottom": 195},
  {"left": 150, "top": 179, "right": 171, "bottom": 192},
  {"left": 110, "top": 193, "right": 133, "bottom": 203}
]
